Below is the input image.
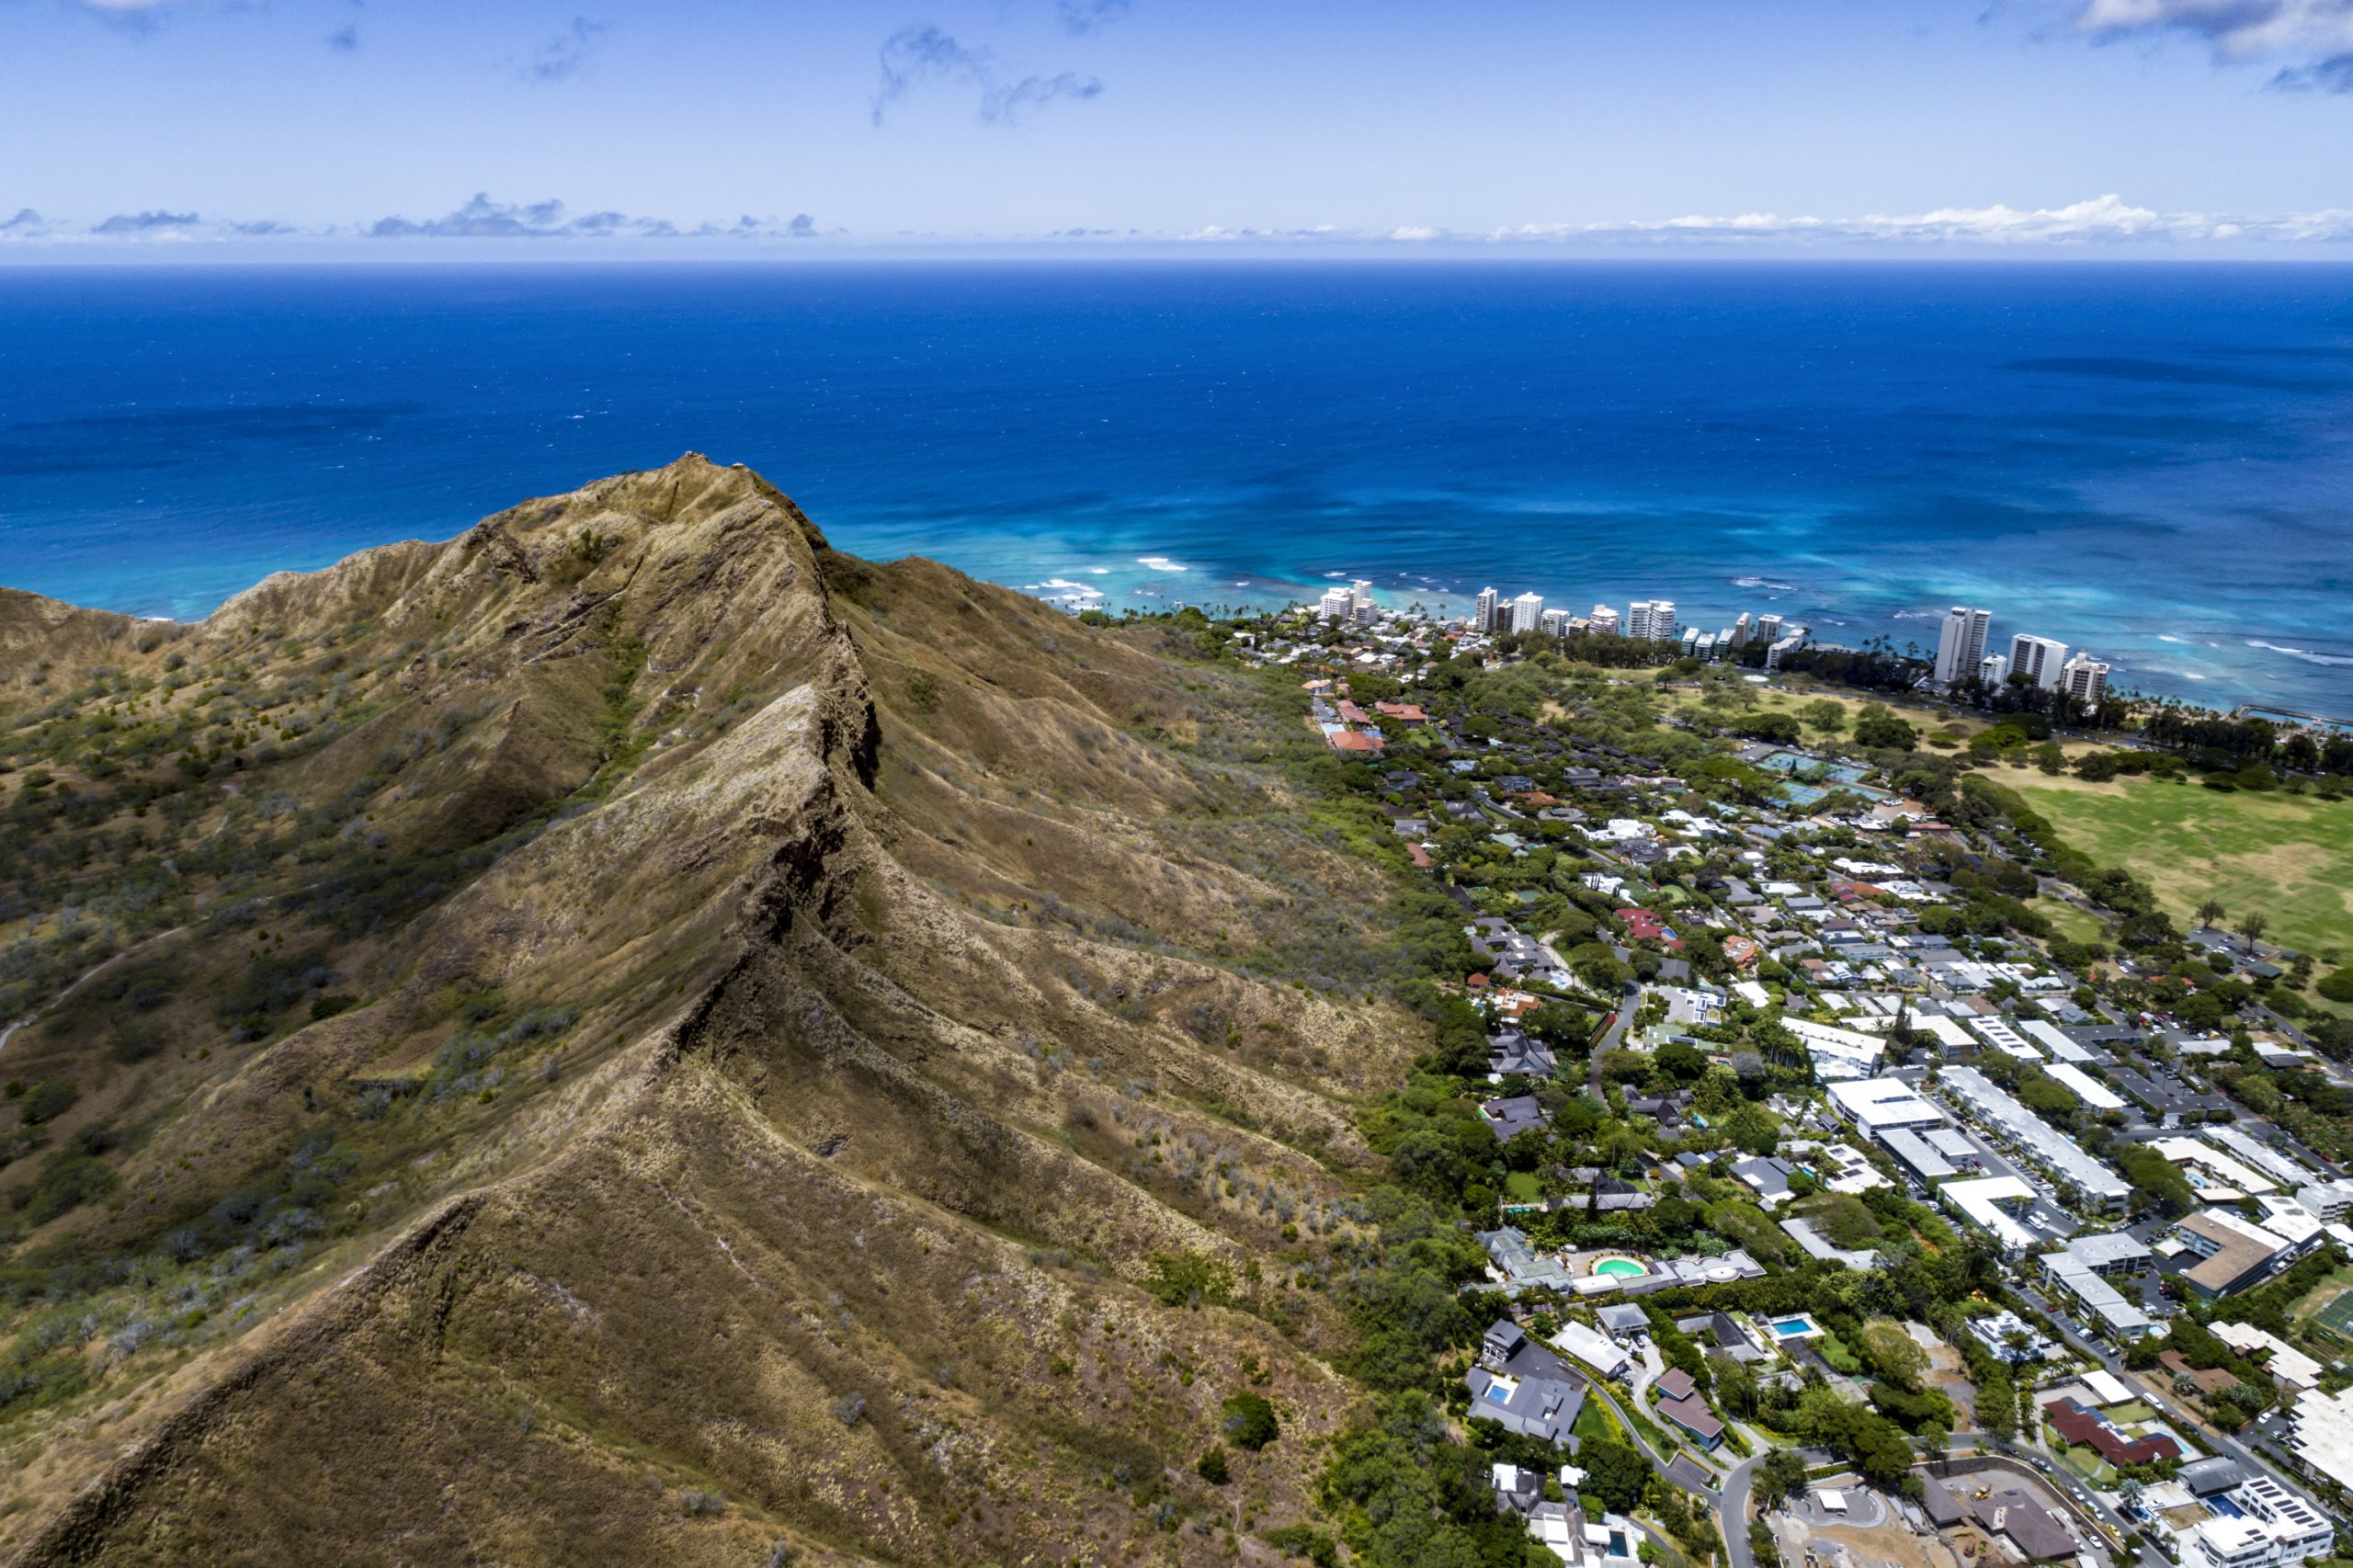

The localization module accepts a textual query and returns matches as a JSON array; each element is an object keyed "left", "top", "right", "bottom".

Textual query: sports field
[{"left": 2013, "top": 774, "right": 2353, "bottom": 960}]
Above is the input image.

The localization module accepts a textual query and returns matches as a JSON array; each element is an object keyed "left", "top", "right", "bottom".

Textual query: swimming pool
[
  {"left": 1591, "top": 1256, "right": 1648, "bottom": 1279},
  {"left": 1765, "top": 1313, "right": 1823, "bottom": 1339}
]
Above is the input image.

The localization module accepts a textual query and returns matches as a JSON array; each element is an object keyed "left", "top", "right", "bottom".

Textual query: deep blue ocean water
[{"left": 3, "top": 262, "right": 2350, "bottom": 713}]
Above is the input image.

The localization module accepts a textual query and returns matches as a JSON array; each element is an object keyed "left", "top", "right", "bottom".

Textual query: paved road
[{"left": 1588, "top": 982, "right": 1643, "bottom": 1096}]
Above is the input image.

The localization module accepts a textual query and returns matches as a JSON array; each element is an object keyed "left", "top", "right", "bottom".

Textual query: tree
[
  {"left": 1196, "top": 1445, "right": 1231, "bottom": 1485},
  {"left": 1578, "top": 1437, "right": 1651, "bottom": 1513},
  {"left": 1858, "top": 1320, "right": 1927, "bottom": 1392},
  {"left": 2236, "top": 911, "right": 2268, "bottom": 954},
  {"left": 2196, "top": 898, "right": 2227, "bottom": 933},
  {"left": 1222, "top": 1391, "right": 1280, "bottom": 1450},
  {"left": 1853, "top": 714, "right": 1917, "bottom": 752},
  {"left": 1752, "top": 1448, "right": 1809, "bottom": 1508},
  {"left": 1801, "top": 699, "right": 1847, "bottom": 735}
]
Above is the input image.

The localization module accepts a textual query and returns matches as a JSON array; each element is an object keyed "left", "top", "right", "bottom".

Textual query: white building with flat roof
[
  {"left": 1941, "top": 1174, "right": 2040, "bottom": 1255},
  {"left": 1940, "top": 1065, "right": 2131, "bottom": 1212},
  {"left": 1827, "top": 1076, "right": 1945, "bottom": 1134},
  {"left": 2044, "top": 1061, "right": 2126, "bottom": 1112}
]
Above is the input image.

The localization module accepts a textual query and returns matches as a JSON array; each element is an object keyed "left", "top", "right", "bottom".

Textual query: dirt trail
[{"left": 0, "top": 926, "right": 186, "bottom": 1057}]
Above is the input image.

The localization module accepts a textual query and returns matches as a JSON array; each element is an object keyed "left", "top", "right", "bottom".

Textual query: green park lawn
[
  {"left": 1505, "top": 1172, "right": 1544, "bottom": 1203},
  {"left": 2012, "top": 773, "right": 2353, "bottom": 960}
]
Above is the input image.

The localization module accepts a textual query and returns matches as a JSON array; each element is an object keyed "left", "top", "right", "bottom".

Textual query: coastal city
[
  {"left": 1217, "top": 583, "right": 2353, "bottom": 1568},
  {"left": 1306, "top": 581, "right": 2119, "bottom": 715}
]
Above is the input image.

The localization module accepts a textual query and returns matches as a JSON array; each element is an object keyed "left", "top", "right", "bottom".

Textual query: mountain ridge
[{"left": 0, "top": 456, "right": 1408, "bottom": 1565}]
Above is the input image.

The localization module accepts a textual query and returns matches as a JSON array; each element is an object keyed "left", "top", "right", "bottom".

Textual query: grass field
[
  {"left": 2293, "top": 1266, "right": 2353, "bottom": 1344},
  {"left": 1506, "top": 1172, "right": 1543, "bottom": 1202},
  {"left": 2012, "top": 773, "right": 2353, "bottom": 960}
]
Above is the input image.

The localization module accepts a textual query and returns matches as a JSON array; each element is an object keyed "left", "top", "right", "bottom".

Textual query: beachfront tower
[
  {"left": 1934, "top": 607, "right": 1993, "bottom": 686},
  {"left": 2009, "top": 634, "right": 2069, "bottom": 692},
  {"left": 1474, "top": 586, "right": 1500, "bottom": 631}
]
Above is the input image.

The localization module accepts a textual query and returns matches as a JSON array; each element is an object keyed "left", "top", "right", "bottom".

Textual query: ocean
[{"left": 3, "top": 261, "right": 2350, "bottom": 714}]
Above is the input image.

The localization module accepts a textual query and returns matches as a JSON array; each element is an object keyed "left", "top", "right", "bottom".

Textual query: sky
[{"left": 6, "top": 0, "right": 2353, "bottom": 256}]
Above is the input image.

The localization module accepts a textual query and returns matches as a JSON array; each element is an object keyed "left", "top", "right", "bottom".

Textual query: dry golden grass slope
[{"left": 0, "top": 457, "right": 1413, "bottom": 1567}]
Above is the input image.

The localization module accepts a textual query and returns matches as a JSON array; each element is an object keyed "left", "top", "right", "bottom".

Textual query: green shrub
[
  {"left": 1222, "top": 1391, "right": 1280, "bottom": 1450},
  {"left": 19, "top": 1077, "right": 77, "bottom": 1125}
]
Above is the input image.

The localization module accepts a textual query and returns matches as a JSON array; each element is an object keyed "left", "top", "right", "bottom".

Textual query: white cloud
[
  {"left": 2069, "top": 0, "right": 2353, "bottom": 89},
  {"left": 2074, "top": 0, "right": 2353, "bottom": 59}
]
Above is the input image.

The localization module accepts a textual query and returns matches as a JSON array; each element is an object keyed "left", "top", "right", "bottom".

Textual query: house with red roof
[{"left": 2042, "top": 1398, "right": 2181, "bottom": 1467}]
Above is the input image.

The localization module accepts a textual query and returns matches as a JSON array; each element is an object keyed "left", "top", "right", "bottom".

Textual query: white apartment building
[
  {"left": 1755, "top": 613, "right": 1782, "bottom": 642},
  {"left": 1731, "top": 612, "right": 1752, "bottom": 646},
  {"left": 2186, "top": 1478, "right": 2335, "bottom": 1568},
  {"left": 2009, "top": 633, "right": 2069, "bottom": 690},
  {"left": 1588, "top": 604, "right": 1620, "bottom": 636},
  {"left": 1540, "top": 608, "right": 1571, "bottom": 637},
  {"left": 1510, "top": 591, "right": 1546, "bottom": 633},
  {"left": 1317, "top": 586, "right": 1355, "bottom": 622},
  {"left": 1622, "top": 599, "right": 1677, "bottom": 642},
  {"left": 1979, "top": 653, "right": 2010, "bottom": 686},
  {"left": 2061, "top": 653, "right": 2110, "bottom": 711},
  {"left": 1474, "top": 586, "right": 1500, "bottom": 631},
  {"left": 1933, "top": 607, "right": 1993, "bottom": 686}
]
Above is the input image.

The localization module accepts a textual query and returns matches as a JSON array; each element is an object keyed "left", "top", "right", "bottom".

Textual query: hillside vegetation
[{"left": 0, "top": 458, "right": 1437, "bottom": 1566}]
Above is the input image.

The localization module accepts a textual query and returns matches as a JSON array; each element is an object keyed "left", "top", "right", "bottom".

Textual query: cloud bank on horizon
[
  {"left": 12, "top": 190, "right": 2353, "bottom": 252},
  {"left": 12, "top": 0, "right": 2353, "bottom": 256}
]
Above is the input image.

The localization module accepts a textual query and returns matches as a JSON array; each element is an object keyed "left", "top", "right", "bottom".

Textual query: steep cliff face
[{"left": 0, "top": 459, "right": 1408, "bottom": 1566}]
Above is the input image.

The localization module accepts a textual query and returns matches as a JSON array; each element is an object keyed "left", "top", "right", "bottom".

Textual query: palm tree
[
  {"left": 2196, "top": 899, "right": 2227, "bottom": 934},
  {"left": 2237, "top": 911, "right": 2268, "bottom": 954}
]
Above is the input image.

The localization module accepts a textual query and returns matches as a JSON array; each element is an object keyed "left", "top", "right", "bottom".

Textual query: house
[
  {"left": 1657, "top": 1395, "right": 1724, "bottom": 1450},
  {"left": 2043, "top": 1397, "right": 2182, "bottom": 1466},
  {"left": 1491, "top": 1461, "right": 1545, "bottom": 1516},
  {"left": 1654, "top": 1369, "right": 1696, "bottom": 1402},
  {"left": 1488, "top": 1028, "right": 1558, "bottom": 1080},
  {"left": 1597, "top": 1303, "right": 1651, "bottom": 1343},
  {"left": 2176, "top": 1456, "right": 2244, "bottom": 1497},
  {"left": 1528, "top": 1506, "right": 1642, "bottom": 1568},
  {"left": 2211, "top": 1323, "right": 2324, "bottom": 1394},
  {"left": 1481, "top": 1095, "right": 1550, "bottom": 1143},
  {"left": 1467, "top": 1321, "right": 1587, "bottom": 1446},
  {"left": 1552, "top": 1320, "right": 1632, "bottom": 1381},
  {"left": 1966, "top": 1487, "right": 2076, "bottom": 1562},
  {"left": 1920, "top": 1475, "right": 1968, "bottom": 1528},
  {"left": 1477, "top": 1226, "right": 1575, "bottom": 1292},
  {"left": 1731, "top": 1155, "right": 1800, "bottom": 1208}
]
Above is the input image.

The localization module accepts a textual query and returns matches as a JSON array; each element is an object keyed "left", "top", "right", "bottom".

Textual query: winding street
[
  {"left": 1711, "top": 1432, "right": 2166, "bottom": 1568},
  {"left": 1587, "top": 981, "right": 1644, "bottom": 1097}
]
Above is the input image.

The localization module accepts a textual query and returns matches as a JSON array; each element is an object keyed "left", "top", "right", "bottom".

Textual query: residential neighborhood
[{"left": 1222, "top": 592, "right": 2353, "bottom": 1568}]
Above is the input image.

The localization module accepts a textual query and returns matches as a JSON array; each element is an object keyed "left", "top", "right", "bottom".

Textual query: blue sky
[{"left": 7, "top": 0, "right": 2353, "bottom": 255}]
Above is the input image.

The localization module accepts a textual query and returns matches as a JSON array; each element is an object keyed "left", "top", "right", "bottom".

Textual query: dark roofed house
[
  {"left": 1654, "top": 1369, "right": 1697, "bottom": 1403},
  {"left": 1920, "top": 1476, "right": 1967, "bottom": 1528},
  {"left": 1657, "top": 1395, "right": 1723, "bottom": 1449},
  {"left": 1967, "top": 1489, "right": 2075, "bottom": 1562},
  {"left": 1480, "top": 1095, "right": 1549, "bottom": 1143},
  {"left": 1597, "top": 1303, "right": 1652, "bottom": 1341},
  {"left": 2177, "top": 1456, "right": 2245, "bottom": 1497},
  {"left": 1466, "top": 1319, "right": 1587, "bottom": 1446}
]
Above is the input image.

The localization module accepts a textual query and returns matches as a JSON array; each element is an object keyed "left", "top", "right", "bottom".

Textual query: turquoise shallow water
[{"left": 2, "top": 261, "right": 2350, "bottom": 712}]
